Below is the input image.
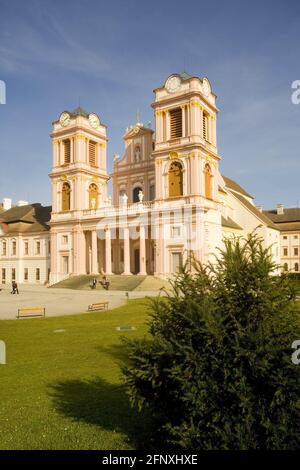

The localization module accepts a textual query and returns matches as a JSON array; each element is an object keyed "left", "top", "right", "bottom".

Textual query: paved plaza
[{"left": 0, "top": 284, "right": 158, "bottom": 320}]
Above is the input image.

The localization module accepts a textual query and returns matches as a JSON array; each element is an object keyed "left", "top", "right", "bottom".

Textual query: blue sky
[{"left": 0, "top": 0, "right": 300, "bottom": 209}]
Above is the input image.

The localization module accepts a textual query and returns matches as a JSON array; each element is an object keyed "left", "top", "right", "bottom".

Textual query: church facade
[{"left": 0, "top": 73, "right": 285, "bottom": 285}]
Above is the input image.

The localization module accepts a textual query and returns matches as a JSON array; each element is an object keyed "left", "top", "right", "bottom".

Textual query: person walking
[
  {"left": 11, "top": 281, "right": 19, "bottom": 294},
  {"left": 100, "top": 275, "right": 110, "bottom": 290}
]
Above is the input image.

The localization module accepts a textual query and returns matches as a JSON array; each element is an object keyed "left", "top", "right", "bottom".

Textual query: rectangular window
[
  {"left": 63, "top": 139, "right": 71, "bottom": 164},
  {"left": 36, "top": 268, "right": 40, "bottom": 281},
  {"left": 283, "top": 236, "right": 287, "bottom": 240},
  {"left": 171, "top": 226, "right": 181, "bottom": 238},
  {"left": 62, "top": 256, "right": 69, "bottom": 275},
  {"left": 283, "top": 248, "right": 288, "bottom": 256},
  {"left": 172, "top": 252, "right": 183, "bottom": 273},
  {"left": 170, "top": 108, "right": 182, "bottom": 139},
  {"left": 89, "top": 141, "right": 97, "bottom": 166},
  {"left": 2, "top": 241, "right": 6, "bottom": 256},
  {"left": 62, "top": 235, "right": 68, "bottom": 244},
  {"left": 36, "top": 241, "right": 41, "bottom": 255},
  {"left": 294, "top": 248, "right": 299, "bottom": 256},
  {"left": 24, "top": 268, "right": 28, "bottom": 281},
  {"left": 12, "top": 268, "right": 16, "bottom": 281},
  {"left": 48, "top": 240, "right": 51, "bottom": 254},
  {"left": 12, "top": 241, "right": 16, "bottom": 256},
  {"left": 294, "top": 235, "right": 298, "bottom": 239},
  {"left": 2, "top": 268, "right": 6, "bottom": 284},
  {"left": 24, "top": 241, "right": 29, "bottom": 255}
]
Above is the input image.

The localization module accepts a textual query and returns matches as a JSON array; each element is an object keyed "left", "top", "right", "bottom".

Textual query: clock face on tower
[
  {"left": 89, "top": 113, "right": 100, "bottom": 129},
  {"left": 60, "top": 112, "right": 71, "bottom": 127},
  {"left": 165, "top": 75, "right": 181, "bottom": 93},
  {"left": 202, "top": 78, "right": 211, "bottom": 97}
]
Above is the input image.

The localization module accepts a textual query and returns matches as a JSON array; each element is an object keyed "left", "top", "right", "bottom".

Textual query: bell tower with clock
[
  {"left": 50, "top": 106, "right": 109, "bottom": 215},
  {"left": 152, "top": 72, "right": 221, "bottom": 204},
  {"left": 49, "top": 107, "right": 109, "bottom": 284},
  {"left": 151, "top": 73, "right": 223, "bottom": 271}
]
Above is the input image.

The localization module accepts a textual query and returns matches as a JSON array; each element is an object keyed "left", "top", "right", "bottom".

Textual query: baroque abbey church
[{"left": 2, "top": 72, "right": 295, "bottom": 286}]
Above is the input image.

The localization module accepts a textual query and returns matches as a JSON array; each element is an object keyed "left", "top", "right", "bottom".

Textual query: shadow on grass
[{"left": 49, "top": 377, "right": 154, "bottom": 449}]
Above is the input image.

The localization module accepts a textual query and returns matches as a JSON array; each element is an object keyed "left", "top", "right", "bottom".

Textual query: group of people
[{"left": 91, "top": 275, "right": 110, "bottom": 291}]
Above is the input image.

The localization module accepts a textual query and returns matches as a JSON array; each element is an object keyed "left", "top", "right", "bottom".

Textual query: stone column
[
  {"left": 105, "top": 228, "right": 112, "bottom": 274},
  {"left": 122, "top": 226, "right": 131, "bottom": 275},
  {"left": 70, "top": 137, "right": 74, "bottom": 163},
  {"left": 59, "top": 140, "right": 63, "bottom": 165},
  {"left": 79, "top": 230, "right": 86, "bottom": 274},
  {"left": 181, "top": 106, "right": 185, "bottom": 137},
  {"left": 49, "top": 230, "right": 58, "bottom": 283},
  {"left": 166, "top": 111, "right": 170, "bottom": 141},
  {"left": 91, "top": 230, "right": 98, "bottom": 274},
  {"left": 139, "top": 225, "right": 147, "bottom": 275}
]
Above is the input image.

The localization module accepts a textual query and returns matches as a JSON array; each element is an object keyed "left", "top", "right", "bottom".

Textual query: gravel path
[{"left": 0, "top": 285, "right": 159, "bottom": 320}]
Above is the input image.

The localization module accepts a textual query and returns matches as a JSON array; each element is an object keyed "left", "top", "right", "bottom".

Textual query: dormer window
[{"left": 170, "top": 108, "right": 182, "bottom": 139}]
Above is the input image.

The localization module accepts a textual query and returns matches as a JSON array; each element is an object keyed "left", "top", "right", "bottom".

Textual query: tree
[{"left": 122, "top": 234, "right": 300, "bottom": 449}]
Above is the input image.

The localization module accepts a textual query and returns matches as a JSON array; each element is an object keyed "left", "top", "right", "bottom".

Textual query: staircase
[{"left": 49, "top": 274, "right": 147, "bottom": 291}]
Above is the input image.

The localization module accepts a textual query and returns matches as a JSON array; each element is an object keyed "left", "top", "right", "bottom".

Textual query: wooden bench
[
  {"left": 87, "top": 301, "right": 109, "bottom": 312},
  {"left": 17, "top": 307, "right": 46, "bottom": 319}
]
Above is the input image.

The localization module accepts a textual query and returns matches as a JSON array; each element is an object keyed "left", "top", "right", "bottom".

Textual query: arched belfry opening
[
  {"left": 168, "top": 161, "right": 183, "bottom": 197},
  {"left": 89, "top": 183, "right": 98, "bottom": 209},
  {"left": 204, "top": 163, "right": 212, "bottom": 200},
  {"left": 62, "top": 182, "right": 71, "bottom": 211}
]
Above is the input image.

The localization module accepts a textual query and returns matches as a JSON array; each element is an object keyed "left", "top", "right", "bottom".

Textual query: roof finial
[{"left": 136, "top": 109, "right": 141, "bottom": 124}]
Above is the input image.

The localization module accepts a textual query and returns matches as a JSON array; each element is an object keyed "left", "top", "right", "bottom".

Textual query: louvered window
[
  {"left": 203, "top": 113, "right": 208, "bottom": 141},
  {"left": 63, "top": 139, "right": 71, "bottom": 164},
  {"left": 89, "top": 141, "right": 97, "bottom": 166},
  {"left": 170, "top": 108, "right": 182, "bottom": 139}
]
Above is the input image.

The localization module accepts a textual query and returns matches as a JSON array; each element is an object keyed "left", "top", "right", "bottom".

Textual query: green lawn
[{"left": 0, "top": 299, "right": 152, "bottom": 450}]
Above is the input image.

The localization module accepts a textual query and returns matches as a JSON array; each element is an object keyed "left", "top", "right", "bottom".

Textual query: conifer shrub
[{"left": 122, "top": 235, "right": 300, "bottom": 449}]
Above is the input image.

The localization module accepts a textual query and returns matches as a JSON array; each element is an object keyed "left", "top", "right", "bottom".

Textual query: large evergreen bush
[{"left": 122, "top": 235, "right": 300, "bottom": 449}]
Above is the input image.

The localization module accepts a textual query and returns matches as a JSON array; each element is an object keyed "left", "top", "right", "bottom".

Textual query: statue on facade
[
  {"left": 121, "top": 192, "right": 128, "bottom": 206},
  {"left": 138, "top": 190, "right": 144, "bottom": 203}
]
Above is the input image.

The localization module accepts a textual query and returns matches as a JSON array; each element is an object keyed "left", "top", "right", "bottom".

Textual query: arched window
[
  {"left": 168, "top": 161, "right": 183, "bottom": 197},
  {"left": 295, "top": 263, "right": 299, "bottom": 272},
  {"left": 134, "top": 145, "right": 142, "bottom": 162},
  {"left": 62, "top": 182, "right": 71, "bottom": 211},
  {"left": 89, "top": 183, "right": 98, "bottom": 209},
  {"left": 133, "top": 186, "right": 142, "bottom": 203},
  {"left": 204, "top": 163, "right": 212, "bottom": 199}
]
